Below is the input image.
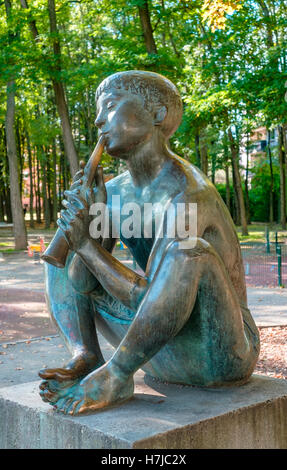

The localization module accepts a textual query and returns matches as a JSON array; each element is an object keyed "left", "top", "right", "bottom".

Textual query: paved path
[
  {"left": 0, "top": 252, "right": 45, "bottom": 292},
  {"left": 247, "top": 287, "right": 287, "bottom": 327},
  {"left": 0, "top": 335, "right": 114, "bottom": 389}
]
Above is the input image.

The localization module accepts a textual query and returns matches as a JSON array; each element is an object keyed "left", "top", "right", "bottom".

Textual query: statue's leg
[
  {"left": 39, "top": 253, "right": 105, "bottom": 398},
  {"left": 103, "top": 237, "right": 259, "bottom": 387},
  {"left": 43, "top": 238, "right": 259, "bottom": 415}
]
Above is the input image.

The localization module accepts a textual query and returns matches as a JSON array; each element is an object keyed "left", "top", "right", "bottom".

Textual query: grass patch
[
  {"left": 0, "top": 242, "right": 15, "bottom": 252},
  {"left": 238, "top": 234, "right": 266, "bottom": 243},
  {"left": 0, "top": 249, "right": 23, "bottom": 253},
  {"left": 236, "top": 224, "right": 287, "bottom": 243}
]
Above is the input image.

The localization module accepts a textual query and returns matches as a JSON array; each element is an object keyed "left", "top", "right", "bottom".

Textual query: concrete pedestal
[{"left": 0, "top": 373, "right": 287, "bottom": 449}]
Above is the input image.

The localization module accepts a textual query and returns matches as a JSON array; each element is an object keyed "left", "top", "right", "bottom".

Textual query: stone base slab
[{"left": 0, "top": 373, "right": 287, "bottom": 449}]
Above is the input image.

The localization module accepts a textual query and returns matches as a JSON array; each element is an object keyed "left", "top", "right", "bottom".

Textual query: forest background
[{"left": 1, "top": 0, "right": 287, "bottom": 249}]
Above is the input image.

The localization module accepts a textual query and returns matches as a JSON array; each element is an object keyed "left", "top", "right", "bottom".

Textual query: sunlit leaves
[{"left": 202, "top": 0, "right": 243, "bottom": 31}]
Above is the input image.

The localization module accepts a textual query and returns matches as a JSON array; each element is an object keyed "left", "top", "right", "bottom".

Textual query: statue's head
[{"left": 95, "top": 70, "right": 183, "bottom": 157}]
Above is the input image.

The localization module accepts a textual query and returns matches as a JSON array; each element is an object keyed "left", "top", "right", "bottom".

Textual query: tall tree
[
  {"left": 20, "top": 0, "right": 78, "bottom": 176},
  {"left": 47, "top": 0, "right": 78, "bottom": 176},
  {"left": 137, "top": 0, "right": 158, "bottom": 54},
  {"left": 228, "top": 127, "right": 248, "bottom": 235},
  {"left": 278, "top": 125, "right": 286, "bottom": 229},
  {"left": 4, "top": 0, "right": 27, "bottom": 249}
]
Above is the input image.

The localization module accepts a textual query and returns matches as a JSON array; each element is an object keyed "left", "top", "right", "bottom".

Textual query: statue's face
[{"left": 95, "top": 89, "right": 154, "bottom": 157}]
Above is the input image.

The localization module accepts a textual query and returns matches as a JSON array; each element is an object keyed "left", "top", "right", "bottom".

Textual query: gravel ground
[{"left": 254, "top": 326, "right": 287, "bottom": 380}]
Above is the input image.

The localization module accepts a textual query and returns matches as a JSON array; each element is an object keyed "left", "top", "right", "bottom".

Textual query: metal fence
[{"left": 240, "top": 242, "right": 287, "bottom": 288}]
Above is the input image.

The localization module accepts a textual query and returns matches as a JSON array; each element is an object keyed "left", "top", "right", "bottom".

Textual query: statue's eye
[{"left": 107, "top": 102, "right": 115, "bottom": 110}]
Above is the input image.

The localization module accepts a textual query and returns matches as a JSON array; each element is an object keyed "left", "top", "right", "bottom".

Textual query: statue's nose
[{"left": 95, "top": 114, "right": 105, "bottom": 128}]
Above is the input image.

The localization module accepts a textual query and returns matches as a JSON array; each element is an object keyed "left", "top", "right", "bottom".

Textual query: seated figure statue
[{"left": 39, "top": 70, "right": 260, "bottom": 415}]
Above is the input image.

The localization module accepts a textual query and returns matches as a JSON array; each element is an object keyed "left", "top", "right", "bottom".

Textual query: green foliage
[
  {"left": 248, "top": 161, "right": 280, "bottom": 222},
  {"left": 0, "top": 0, "right": 286, "bottom": 225}
]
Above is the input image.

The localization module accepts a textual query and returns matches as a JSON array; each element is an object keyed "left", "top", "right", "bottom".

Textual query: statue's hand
[
  {"left": 69, "top": 164, "right": 107, "bottom": 206},
  {"left": 57, "top": 166, "right": 106, "bottom": 251},
  {"left": 57, "top": 191, "right": 91, "bottom": 252}
]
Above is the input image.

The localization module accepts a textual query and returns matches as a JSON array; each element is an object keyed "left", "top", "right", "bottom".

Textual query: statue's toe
[
  {"left": 39, "top": 367, "right": 74, "bottom": 382},
  {"left": 40, "top": 388, "right": 60, "bottom": 404},
  {"left": 39, "top": 380, "right": 49, "bottom": 391},
  {"left": 62, "top": 397, "right": 75, "bottom": 414},
  {"left": 68, "top": 400, "right": 81, "bottom": 415}
]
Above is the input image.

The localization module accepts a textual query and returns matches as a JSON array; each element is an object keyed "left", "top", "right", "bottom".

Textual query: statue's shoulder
[
  {"left": 170, "top": 154, "right": 215, "bottom": 197},
  {"left": 105, "top": 170, "right": 132, "bottom": 194}
]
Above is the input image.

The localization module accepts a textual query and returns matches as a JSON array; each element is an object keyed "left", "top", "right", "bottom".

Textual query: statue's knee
[{"left": 165, "top": 237, "right": 213, "bottom": 262}]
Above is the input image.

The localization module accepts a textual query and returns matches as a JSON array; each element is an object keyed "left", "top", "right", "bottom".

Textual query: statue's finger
[
  {"left": 94, "top": 166, "right": 105, "bottom": 188},
  {"left": 64, "top": 189, "right": 85, "bottom": 204},
  {"left": 62, "top": 199, "right": 78, "bottom": 215},
  {"left": 69, "top": 179, "right": 83, "bottom": 191},
  {"left": 57, "top": 218, "right": 70, "bottom": 234},
  {"left": 65, "top": 193, "right": 88, "bottom": 210},
  {"left": 64, "top": 188, "right": 84, "bottom": 199},
  {"left": 64, "top": 189, "right": 82, "bottom": 199},
  {"left": 60, "top": 209, "right": 74, "bottom": 225},
  {"left": 85, "top": 187, "right": 95, "bottom": 207},
  {"left": 72, "top": 169, "right": 84, "bottom": 183}
]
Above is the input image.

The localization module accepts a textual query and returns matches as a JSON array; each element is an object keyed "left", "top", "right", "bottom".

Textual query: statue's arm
[
  {"left": 67, "top": 236, "right": 117, "bottom": 295},
  {"left": 77, "top": 239, "right": 148, "bottom": 311}
]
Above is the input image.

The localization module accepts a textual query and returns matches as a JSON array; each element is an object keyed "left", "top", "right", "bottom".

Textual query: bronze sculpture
[{"left": 39, "top": 71, "right": 260, "bottom": 415}]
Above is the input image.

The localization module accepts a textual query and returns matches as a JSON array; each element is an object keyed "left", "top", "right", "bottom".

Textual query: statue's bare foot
[
  {"left": 39, "top": 351, "right": 104, "bottom": 403},
  {"left": 45, "top": 361, "right": 134, "bottom": 415},
  {"left": 39, "top": 351, "right": 104, "bottom": 383}
]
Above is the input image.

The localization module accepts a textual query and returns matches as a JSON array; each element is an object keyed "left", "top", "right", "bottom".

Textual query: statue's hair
[{"left": 96, "top": 71, "right": 183, "bottom": 138}]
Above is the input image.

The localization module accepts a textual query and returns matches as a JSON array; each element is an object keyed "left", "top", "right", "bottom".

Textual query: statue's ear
[{"left": 153, "top": 105, "right": 167, "bottom": 126}]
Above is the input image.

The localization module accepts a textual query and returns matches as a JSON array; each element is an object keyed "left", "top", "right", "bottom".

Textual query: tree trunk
[
  {"left": 48, "top": 0, "right": 78, "bottom": 176},
  {"left": 19, "top": 0, "right": 39, "bottom": 39},
  {"left": 5, "top": 0, "right": 27, "bottom": 249},
  {"left": 283, "top": 124, "right": 287, "bottom": 200},
  {"left": 223, "top": 136, "right": 231, "bottom": 213},
  {"left": 16, "top": 119, "right": 24, "bottom": 196},
  {"left": 195, "top": 131, "right": 201, "bottom": 168},
  {"left": 3, "top": 130, "right": 12, "bottom": 223},
  {"left": 257, "top": 0, "right": 274, "bottom": 48},
  {"left": 25, "top": 128, "right": 34, "bottom": 227},
  {"left": 5, "top": 81, "right": 27, "bottom": 249},
  {"left": 47, "top": 147, "right": 53, "bottom": 223},
  {"left": 211, "top": 152, "right": 216, "bottom": 184},
  {"left": 0, "top": 130, "right": 5, "bottom": 222},
  {"left": 278, "top": 125, "right": 286, "bottom": 229},
  {"left": 59, "top": 136, "right": 68, "bottom": 193},
  {"left": 51, "top": 81, "right": 78, "bottom": 176},
  {"left": 225, "top": 165, "right": 231, "bottom": 213},
  {"left": 244, "top": 132, "right": 251, "bottom": 224},
  {"left": 52, "top": 139, "right": 58, "bottom": 224},
  {"left": 41, "top": 150, "right": 50, "bottom": 229},
  {"left": 199, "top": 129, "right": 208, "bottom": 175},
  {"left": 267, "top": 129, "right": 274, "bottom": 223},
  {"left": 20, "top": 0, "right": 78, "bottom": 176},
  {"left": 228, "top": 127, "right": 248, "bottom": 235},
  {"left": 3, "top": 135, "right": 12, "bottom": 223},
  {"left": 5, "top": 186, "right": 13, "bottom": 223},
  {"left": 36, "top": 149, "right": 41, "bottom": 223},
  {"left": 231, "top": 162, "right": 240, "bottom": 225},
  {"left": 138, "top": 1, "right": 158, "bottom": 54}
]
